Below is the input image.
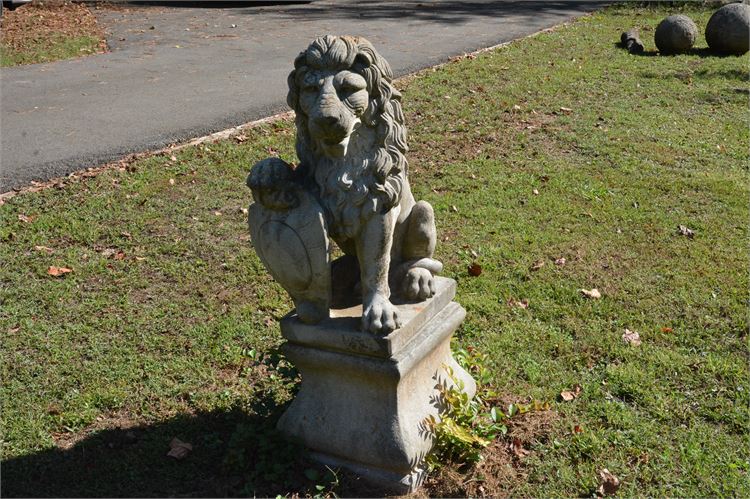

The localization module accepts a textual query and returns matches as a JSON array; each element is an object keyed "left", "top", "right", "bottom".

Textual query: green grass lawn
[
  {"left": 0, "top": 33, "right": 102, "bottom": 66},
  {"left": 1, "top": 4, "right": 748, "bottom": 497},
  {"left": 0, "top": 2, "right": 105, "bottom": 67}
]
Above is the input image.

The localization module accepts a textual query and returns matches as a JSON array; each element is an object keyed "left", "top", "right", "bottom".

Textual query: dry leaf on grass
[
  {"left": 47, "top": 266, "right": 72, "bottom": 277},
  {"left": 18, "top": 214, "right": 36, "bottom": 223},
  {"left": 677, "top": 225, "right": 694, "bottom": 238},
  {"left": 507, "top": 298, "right": 529, "bottom": 309},
  {"left": 34, "top": 245, "right": 54, "bottom": 254},
  {"left": 167, "top": 437, "right": 193, "bottom": 460},
  {"left": 622, "top": 328, "right": 641, "bottom": 346},
  {"left": 555, "top": 257, "right": 566, "bottom": 266},
  {"left": 530, "top": 260, "right": 545, "bottom": 271},
  {"left": 468, "top": 262, "right": 482, "bottom": 277},
  {"left": 597, "top": 468, "right": 620, "bottom": 496},
  {"left": 580, "top": 288, "right": 601, "bottom": 299},
  {"left": 560, "top": 384, "right": 582, "bottom": 402}
]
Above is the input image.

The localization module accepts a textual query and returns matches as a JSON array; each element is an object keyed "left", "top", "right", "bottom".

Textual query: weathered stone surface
[
  {"left": 247, "top": 158, "right": 332, "bottom": 324},
  {"left": 706, "top": 2, "right": 750, "bottom": 55},
  {"left": 246, "top": 36, "right": 477, "bottom": 493},
  {"left": 655, "top": 14, "right": 698, "bottom": 54},
  {"left": 277, "top": 277, "right": 475, "bottom": 493},
  {"left": 247, "top": 35, "right": 441, "bottom": 335},
  {"left": 620, "top": 29, "right": 644, "bottom": 54}
]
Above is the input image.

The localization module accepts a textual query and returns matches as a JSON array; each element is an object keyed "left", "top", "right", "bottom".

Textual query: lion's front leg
[{"left": 356, "top": 207, "right": 402, "bottom": 335}]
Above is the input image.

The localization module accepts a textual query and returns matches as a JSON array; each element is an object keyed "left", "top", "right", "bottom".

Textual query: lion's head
[{"left": 287, "top": 35, "right": 408, "bottom": 229}]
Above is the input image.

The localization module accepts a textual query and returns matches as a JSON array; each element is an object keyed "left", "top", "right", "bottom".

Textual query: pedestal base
[{"left": 277, "top": 277, "right": 475, "bottom": 493}]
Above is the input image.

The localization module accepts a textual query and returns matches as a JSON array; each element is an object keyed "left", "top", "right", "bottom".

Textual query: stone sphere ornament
[
  {"left": 655, "top": 14, "right": 698, "bottom": 54},
  {"left": 705, "top": 2, "right": 750, "bottom": 55}
]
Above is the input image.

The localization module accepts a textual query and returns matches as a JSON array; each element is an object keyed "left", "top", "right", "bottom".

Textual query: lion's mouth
[
  {"left": 322, "top": 135, "right": 351, "bottom": 157},
  {"left": 320, "top": 120, "right": 360, "bottom": 158}
]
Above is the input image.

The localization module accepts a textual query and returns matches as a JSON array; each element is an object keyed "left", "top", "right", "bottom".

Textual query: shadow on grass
[
  {"left": 618, "top": 44, "right": 748, "bottom": 60},
  {"left": 1, "top": 347, "right": 379, "bottom": 498},
  {"left": 1, "top": 401, "right": 302, "bottom": 497}
]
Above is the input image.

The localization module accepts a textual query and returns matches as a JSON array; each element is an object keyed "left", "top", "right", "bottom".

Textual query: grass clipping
[{"left": 0, "top": 1, "right": 106, "bottom": 66}]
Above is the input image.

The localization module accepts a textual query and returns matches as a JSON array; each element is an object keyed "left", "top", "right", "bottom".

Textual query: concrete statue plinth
[
  {"left": 245, "top": 35, "right": 476, "bottom": 492},
  {"left": 277, "top": 277, "right": 475, "bottom": 493}
]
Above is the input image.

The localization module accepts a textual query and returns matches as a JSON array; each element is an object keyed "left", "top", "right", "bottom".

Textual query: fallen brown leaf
[
  {"left": 509, "top": 437, "right": 530, "bottom": 458},
  {"left": 167, "top": 437, "right": 193, "bottom": 460},
  {"left": 114, "top": 251, "right": 125, "bottom": 260},
  {"left": 580, "top": 288, "right": 602, "bottom": 299},
  {"left": 560, "top": 106, "right": 573, "bottom": 113},
  {"left": 18, "top": 214, "right": 36, "bottom": 223},
  {"left": 507, "top": 298, "right": 529, "bottom": 309},
  {"left": 661, "top": 327, "right": 673, "bottom": 333},
  {"left": 468, "top": 262, "right": 482, "bottom": 277},
  {"left": 560, "top": 384, "right": 582, "bottom": 402},
  {"left": 622, "top": 328, "right": 641, "bottom": 346},
  {"left": 530, "top": 260, "right": 545, "bottom": 271},
  {"left": 34, "top": 245, "right": 54, "bottom": 254},
  {"left": 677, "top": 225, "right": 694, "bottom": 238},
  {"left": 47, "top": 266, "right": 73, "bottom": 277},
  {"left": 597, "top": 468, "right": 620, "bottom": 496}
]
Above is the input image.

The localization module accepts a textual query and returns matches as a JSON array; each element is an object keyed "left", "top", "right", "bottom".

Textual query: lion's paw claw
[
  {"left": 402, "top": 267, "right": 436, "bottom": 301},
  {"left": 362, "top": 294, "right": 401, "bottom": 335}
]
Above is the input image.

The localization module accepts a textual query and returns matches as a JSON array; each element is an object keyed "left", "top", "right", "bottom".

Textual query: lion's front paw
[
  {"left": 362, "top": 293, "right": 401, "bottom": 335},
  {"left": 402, "top": 267, "right": 436, "bottom": 301}
]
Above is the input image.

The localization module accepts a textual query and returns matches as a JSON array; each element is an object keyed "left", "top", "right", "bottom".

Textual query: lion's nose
[{"left": 321, "top": 116, "right": 339, "bottom": 127}]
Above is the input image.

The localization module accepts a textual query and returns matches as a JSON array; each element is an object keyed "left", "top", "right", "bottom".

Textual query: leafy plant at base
[{"left": 424, "top": 347, "right": 510, "bottom": 470}]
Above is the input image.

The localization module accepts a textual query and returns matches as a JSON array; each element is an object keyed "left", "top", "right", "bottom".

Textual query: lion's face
[{"left": 297, "top": 68, "right": 369, "bottom": 158}]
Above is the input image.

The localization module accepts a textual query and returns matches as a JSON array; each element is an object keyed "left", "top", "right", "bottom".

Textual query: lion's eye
[
  {"left": 302, "top": 84, "right": 318, "bottom": 93},
  {"left": 341, "top": 81, "right": 365, "bottom": 94}
]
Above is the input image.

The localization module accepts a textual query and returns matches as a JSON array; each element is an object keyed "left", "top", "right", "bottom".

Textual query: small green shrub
[{"left": 424, "top": 347, "right": 510, "bottom": 469}]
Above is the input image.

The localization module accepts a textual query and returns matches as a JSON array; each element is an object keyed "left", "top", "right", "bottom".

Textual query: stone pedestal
[{"left": 277, "top": 277, "right": 475, "bottom": 493}]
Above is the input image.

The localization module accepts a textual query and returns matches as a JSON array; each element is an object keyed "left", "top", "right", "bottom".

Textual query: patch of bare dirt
[
  {"left": 51, "top": 410, "right": 141, "bottom": 451},
  {"left": 419, "top": 408, "right": 559, "bottom": 498},
  {"left": 1, "top": 0, "right": 106, "bottom": 53}
]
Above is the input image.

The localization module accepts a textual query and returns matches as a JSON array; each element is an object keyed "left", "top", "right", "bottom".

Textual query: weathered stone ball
[
  {"left": 655, "top": 14, "right": 698, "bottom": 54},
  {"left": 706, "top": 2, "right": 750, "bottom": 55}
]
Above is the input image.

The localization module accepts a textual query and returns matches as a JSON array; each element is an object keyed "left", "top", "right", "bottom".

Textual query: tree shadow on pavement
[{"left": 122, "top": 1, "right": 605, "bottom": 26}]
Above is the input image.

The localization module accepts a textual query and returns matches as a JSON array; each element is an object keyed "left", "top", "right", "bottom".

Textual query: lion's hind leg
[
  {"left": 402, "top": 200, "right": 437, "bottom": 260},
  {"left": 397, "top": 200, "right": 442, "bottom": 301}
]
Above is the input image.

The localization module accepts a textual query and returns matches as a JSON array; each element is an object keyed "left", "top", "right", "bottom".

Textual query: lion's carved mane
[{"left": 286, "top": 35, "right": 408, "bottom": 240}]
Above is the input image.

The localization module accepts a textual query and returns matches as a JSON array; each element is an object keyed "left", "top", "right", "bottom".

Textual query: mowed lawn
[{"left": 1, "top": 4, "right": 747, "bottom": 497}]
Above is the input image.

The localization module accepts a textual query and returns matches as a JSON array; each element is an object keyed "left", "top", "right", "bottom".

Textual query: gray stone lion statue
[{"left": 247, "top": 35, "right": 441, "bottom": 335}]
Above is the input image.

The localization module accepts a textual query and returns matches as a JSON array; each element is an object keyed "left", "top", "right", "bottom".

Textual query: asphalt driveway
[{"left": 0, "top": 0, "right": 602, "bottom": 192}]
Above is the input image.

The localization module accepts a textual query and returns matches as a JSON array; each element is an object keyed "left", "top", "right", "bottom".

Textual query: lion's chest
[{"left": 309, "top": 156, "right": 381, "bottom": 241}]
